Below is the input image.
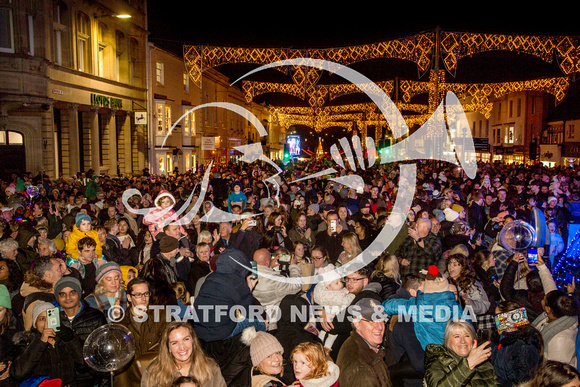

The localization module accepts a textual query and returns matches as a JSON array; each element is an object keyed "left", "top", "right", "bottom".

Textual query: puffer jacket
[
  {"left": 65, "top": 225, "right": 103, "bottom": 261},
  {"left": 15, "top": 227, "right": 40, "bottom": 272},
  {"left": 424, "top": 344, "right": 499, "bottom": 387}
]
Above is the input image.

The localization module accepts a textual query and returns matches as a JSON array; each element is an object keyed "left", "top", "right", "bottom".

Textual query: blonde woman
[
  {"left": 370, "top": 253, "right": 401, "bottom": 300},
  {"left": 336, "top": 232, "right": 362, "bottom": 266},
  {"left": 141, "top": 321, "right": 226, "bottom": 387},
  {"left": 84, "top": 261, "right": 127, "bottom": 322}
]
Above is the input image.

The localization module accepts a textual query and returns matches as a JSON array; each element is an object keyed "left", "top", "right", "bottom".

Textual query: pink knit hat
[{"left": 241, "top": 327, "right": 284, "bottom": 367}]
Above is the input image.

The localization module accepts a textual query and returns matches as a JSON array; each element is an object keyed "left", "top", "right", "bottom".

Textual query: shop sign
[{"left": 90, "top": 93, "right": 123, "bottom": 108}]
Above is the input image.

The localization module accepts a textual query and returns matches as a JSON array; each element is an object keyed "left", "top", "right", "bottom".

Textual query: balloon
[
  {"left": 83, "top": 324, "right": 135, "bottom": 373},
  {"left": 26, "top": 185, "right": 39, "bottom": 198},
  {"left": 500, "top": 220, "right": 537, "bottom": 253}
]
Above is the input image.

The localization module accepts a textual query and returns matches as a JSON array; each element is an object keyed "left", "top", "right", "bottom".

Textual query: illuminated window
[
  {"left": 156, "top": 102, "right": 164, "bottom": 132},
  {"left": 156, "top": 62, "right": 164, "bottom": 85},
  {"left": 76, "top": 12, "right": 90, "bottom": 72}
]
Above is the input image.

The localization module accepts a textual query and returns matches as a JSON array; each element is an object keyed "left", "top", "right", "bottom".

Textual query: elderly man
[
  {"left": 396, "top": 218, "right": 442, "bottom": 277},
  {"left": 336, "top": 298, "right": 392, "bottom": 386},
  {"left": 251, "top": 248, "right": 302, "bottom": 330}
]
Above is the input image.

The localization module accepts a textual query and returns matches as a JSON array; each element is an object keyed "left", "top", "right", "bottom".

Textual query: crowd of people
[{"left": 1, "top": 156, "right": 580, "bottom": 387}]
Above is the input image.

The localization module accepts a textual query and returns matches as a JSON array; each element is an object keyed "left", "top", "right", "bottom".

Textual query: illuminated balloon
[{"left": 83, "top": 324, "right": 135, "bottom": 373}]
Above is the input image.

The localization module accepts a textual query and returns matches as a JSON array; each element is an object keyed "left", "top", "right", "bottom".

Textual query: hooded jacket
[
  {"left": 65, "top": 225, "right": 103, "bottom": 261},
  {"left": 15, "top": 228, "right": 39, "bottom": 272},
  {"left": 382, "top": 290, "right": 464, "bottom": 350},
  {"left": 194, "top": 248, "right": 257, "bottom": 342}
]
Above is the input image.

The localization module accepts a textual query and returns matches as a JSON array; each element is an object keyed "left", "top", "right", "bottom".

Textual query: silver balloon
[
  {"left": 500, "top": 220, "right": 537, "bottom": 253},
  {"left": 83, "top": 323, "right": 135, "bottom": 373}
]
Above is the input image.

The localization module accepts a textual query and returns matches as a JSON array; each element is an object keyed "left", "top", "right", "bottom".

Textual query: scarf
[{"left": 533, "top": 311, "right": 578, "bottom": 345}]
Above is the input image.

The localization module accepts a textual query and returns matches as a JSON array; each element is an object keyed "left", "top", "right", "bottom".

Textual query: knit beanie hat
[
  {"left": 32, "top": 301, "right": 54, "bottom": 329},
  {"left": 444, "top": 208, "right": 459, "bottom": 222},
  {"left": 451, "top": 204, "right": 464, "bottom": 214},
  {"left": 95, "top": 262, "right": 122, "bottom": 284},
  {"left": 241, "top": 327, "right": 284, "bottom": 367},
  {"left": 308, "top": 203, "right": 320, "bottom": 214},
  {"left": 422, "top": 265, "right": 449, "bottom": 293},
  {"left": 53, "top": 277, "right": 82, "bottom": 299},
  {"left": 0, "top": 284, "right": 10, "bottom": 309},
  {"left": 75, "top": 212, "right": 91, "bottom": 228}
]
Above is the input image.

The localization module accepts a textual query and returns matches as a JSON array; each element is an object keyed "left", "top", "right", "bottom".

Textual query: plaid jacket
[{"left": 397, "top": 233, "right": 443, "bottom": 277}]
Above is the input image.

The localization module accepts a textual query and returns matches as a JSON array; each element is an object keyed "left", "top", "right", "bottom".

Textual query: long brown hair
[
  {"left": 144, "top": 322, "right": 214, "bottom": 387},
  {"left": 446, "top": 254, "right": 480, "bottom": 295}
]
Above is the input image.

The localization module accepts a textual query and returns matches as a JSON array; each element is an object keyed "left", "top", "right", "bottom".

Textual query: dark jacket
[
  {"left": 194, "top": 248, "right": 257, "bottom": 342},
  {"left": 59, "top": 301, "right": 109, "bottom": 387},
  {"left": 370, "top": 272, "right": 401, "bottom": 301},
  {"left": 103, "top": 234, "right": 132, "bottom": 266},
  {"left": 490, "top": 327, "right": 542, "bottom": 387},
  {"left": 15, "top": 227, "right": 39, "bottom": 273},
  {"left": 10, "top": 328, "right": 86, "bottom": 386},
  {"left": 336, "top": 330, "right": 392, "bottom": 387},
  {"left": 499, "top": 261, "right": 545, "bottom": 322}
]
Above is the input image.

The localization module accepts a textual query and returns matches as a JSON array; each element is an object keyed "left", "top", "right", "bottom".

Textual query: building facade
[
  {"left": 464, "top": 91, "right": 552, "bottom": 165},
  {"left": 0, "top": 0, "right": 148, "bottom": 179},
  {"left": 148, "top": 44, "right": 285, "bottom": 175}
]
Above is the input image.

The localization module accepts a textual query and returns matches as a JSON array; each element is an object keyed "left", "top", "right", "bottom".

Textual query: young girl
[
  {"left": 290, "top": 342, "right": 339, "bottom": 387},
  {"left": 143, "top": 190, "right": 186, "bottom": 239}
]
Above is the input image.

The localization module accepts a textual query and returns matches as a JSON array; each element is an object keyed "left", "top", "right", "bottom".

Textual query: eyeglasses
[
  {"left": 130, "top": 292, "right": 150, "bottom": 299},
  {"left": 344, "top": 277, "right": 366, "bottom": 283},
  {"left": 311, "top": 255, "right": 325, "bottom": 261}
]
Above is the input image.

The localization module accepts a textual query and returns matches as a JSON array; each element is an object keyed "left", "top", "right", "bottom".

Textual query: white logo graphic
[{"left": 123, "top": 58, "right": 476, "bottom": 285}]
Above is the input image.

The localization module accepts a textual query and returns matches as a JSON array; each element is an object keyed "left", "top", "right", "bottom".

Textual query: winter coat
[
  {"left": 532, "top": 312, "right": 578, "bottom": 367},
  {"left": 194, "top": 248, "right": 258, "bottom": 342},
  {"left": 65, "top": 225, "right": 103, "bottom": 261},
  {"left": 382, "top": 290, "right": 463, "bottom": 350},
  {"left": 369, "top": 272, "right": 400, "bottom": 301},
  {"left": 15, "top": 228, "right": 40, "bottom": 272},
  {"left": 9, "top": 329, "right": 86, "bottom": 386},
  {"left": 312, "top": 283, "right": 354, "bottom": 317},
  {"left": 58, "top": 301, "right": 108, "bottom": 387},
  {"left": 335, "top": 331, "right": 392, "bottom": 387},
  {"left": 424, "top": 344, "right": 499, "bottom": 387},
  {"left": 12, "top": 271, "right": 55, "bottom": 331},
  {"left": 115, "top": 308, "right": 169, "bottom": 387},
  {"left": 290, "top": 361, "right": 340, "bottom": 387},
  {"left": 490, "top": 327, "right": 542, "bottom": 387},
  {"left": 252, "top": 264, "right": 302, "bottom": 330}
]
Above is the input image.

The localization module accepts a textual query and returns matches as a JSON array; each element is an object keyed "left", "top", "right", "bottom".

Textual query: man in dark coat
[
  {"left": 53, "top": 277, "right": 109, "bottom": 387},
  {"left": 194, "top": 248, "right": 263, "bottom": 387}
]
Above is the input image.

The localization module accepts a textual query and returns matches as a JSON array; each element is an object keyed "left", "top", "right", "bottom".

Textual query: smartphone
[
  {"left": 46, "top": 307, "right": 60, "bottom": 332},
  {"left": 250, "top": 261, "right": 258, "bottom": 280},
  {"left": 527, "top": 248, "right": 538, "bottom": 264},
  {"left": 329, "top": 219, "right": 337, "bottom": 233},
  {"left": 476, "top": 328, "right": 492, "bottom": 342}
]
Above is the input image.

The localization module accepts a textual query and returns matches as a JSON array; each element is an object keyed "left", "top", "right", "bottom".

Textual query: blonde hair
[
  {"left": 197, "top": 230, "right": 212, "bottom": 244},
  {"left": 341, "top": 232, "right": 362, "bottom": 257},
  {"left": 290, "top": 342, "right": 331, "bottom": 380},
  {"left": 144, "top": 322, "right": 214, "bottom": 387},
  {"left": 371, "top": 253, "right": 399, "bottom": 280}
]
